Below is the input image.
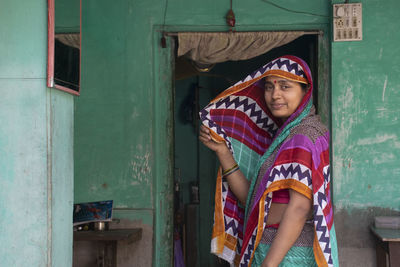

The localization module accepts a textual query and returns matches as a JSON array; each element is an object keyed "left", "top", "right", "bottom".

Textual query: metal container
[{"left": 94, "top": 221, "right": 108, "bottom": 231}]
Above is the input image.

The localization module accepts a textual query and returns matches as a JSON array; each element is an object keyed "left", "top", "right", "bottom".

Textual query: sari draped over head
[{"left": 199, "top": 55, "right": 339, "bottom": 267}]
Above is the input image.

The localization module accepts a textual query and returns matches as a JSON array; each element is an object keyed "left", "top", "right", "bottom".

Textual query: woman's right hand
[
  {"left": 199, "top": 124, "right": 250, "bottom": 205},
  {"left": 199, "top": 125, "right": 229, "bottom": 155}
]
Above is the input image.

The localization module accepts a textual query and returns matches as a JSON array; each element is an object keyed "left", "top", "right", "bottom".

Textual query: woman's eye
[
  {"left": 281, "top": 85, "right": 290, "bottom": 90},
  {"left": 265, "top": 85, "right": 273, "bottom": 91}
]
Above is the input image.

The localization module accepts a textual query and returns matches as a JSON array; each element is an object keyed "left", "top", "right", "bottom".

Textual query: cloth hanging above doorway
[
  {"left": 55, "top": 33, "right": 80, "bottom": 49},
  {"left": 177, "top": 31, "right": 305, "bottom": 65}
]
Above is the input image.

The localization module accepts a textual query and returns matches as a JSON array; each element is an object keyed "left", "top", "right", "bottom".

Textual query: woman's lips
[{"left": 271, "top": 103, "right": 286, "bottom": 109}]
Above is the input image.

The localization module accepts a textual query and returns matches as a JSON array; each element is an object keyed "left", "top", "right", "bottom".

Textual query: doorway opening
[{"left": 172, "top": 34, "right": 318, "bottom": 267}]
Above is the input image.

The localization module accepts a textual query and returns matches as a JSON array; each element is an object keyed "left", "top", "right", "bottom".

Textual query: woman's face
[{"left": 264, "top": 75, "right": 306, "bottom": 122}]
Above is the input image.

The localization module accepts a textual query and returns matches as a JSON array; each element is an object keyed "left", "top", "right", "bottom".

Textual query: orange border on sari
[
  {"left": 246, "top": 179, "right": 313, "bottom": 266},
  {"left": 211, "top": 168, "right": 225, "bottom": 253},
  {"left": 313, "top": 232, "right": 328, "bottom": 267}
]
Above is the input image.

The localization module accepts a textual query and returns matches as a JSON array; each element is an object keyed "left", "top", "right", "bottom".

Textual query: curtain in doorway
[
  {"left": 55, "top": 33, "right": 80, "bottom": 49},
  {"left": 177, "top": 31, "right": 304, "bottom": 65}
]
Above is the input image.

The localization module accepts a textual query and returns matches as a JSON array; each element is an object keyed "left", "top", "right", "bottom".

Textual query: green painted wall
[
  {"left": 50, "top": 89, "right": 74, "bottom": 266},
  {"left": 332, "top": 0, "right": 400, "bottom": 211},
  {"left": 74, "top": 1, "right": 331, "bottom": 266},
  {"left": 330, "top": 1, "right": 400, "bottom": 265},
  {"left": 55, "top": 0, "right": 80, "bottom": 33},
  {"left": 0, "top": 0, "right": 74, "bottom": 266}
]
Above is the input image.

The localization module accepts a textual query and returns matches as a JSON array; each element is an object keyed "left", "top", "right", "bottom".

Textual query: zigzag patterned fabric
[{"left": 199, "top": 55, "right": 339, "bottom": 267}]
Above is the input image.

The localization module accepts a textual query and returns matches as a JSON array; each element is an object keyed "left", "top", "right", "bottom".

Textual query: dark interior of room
[{"left": 173, "top": 34, "right": 318, "bottom": 267}]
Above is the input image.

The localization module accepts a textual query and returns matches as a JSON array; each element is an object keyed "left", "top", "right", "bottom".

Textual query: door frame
[{"left": 152, "top": 24, "right": 331, "bottom": 267}]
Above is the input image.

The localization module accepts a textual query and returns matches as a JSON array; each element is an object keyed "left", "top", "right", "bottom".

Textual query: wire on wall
[
  {"left": 260, "top": 0, "right": 330, "bottom": 18},
  {"left": 161, "top": 0, "right": 169, "bottom": 48}
]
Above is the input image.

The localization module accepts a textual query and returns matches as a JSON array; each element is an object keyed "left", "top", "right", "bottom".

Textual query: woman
[{"left": 199, "top": 55, "right": 339, "bottom": 267}]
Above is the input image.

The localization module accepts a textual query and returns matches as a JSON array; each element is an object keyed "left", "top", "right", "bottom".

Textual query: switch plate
[{"left": 333, "top": 3, "right": 362, "bottom": 42}]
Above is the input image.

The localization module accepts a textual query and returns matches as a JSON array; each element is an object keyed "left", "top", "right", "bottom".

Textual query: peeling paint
[
  {"left": 336, "top": 201, "right": 379, "bottom": 210},
  {"left": 382, "top": 75, "right": 388, "bottom": 102},
  {"left": 131, "top": 108, "right": 140, "bottom": 119},
  {"left": 90, "top": 185, "right": 99, "bottom": 192},
  {"left": 332, "top": 58, "right": 400, "bottom": 211},
  {"left": 356, "top": 133, "right": 398, "bottom": 146},
  {"left": 333, "top": 85, "right": 357, "bottom": 193},
  {"left": 335, "top": 86, "right": 356, "bottom": 145},
  {"left": 339, "top": 86, "right": 354, "bottom": 110},
  {"left": 375, "top": 107, "right": 387, "bottom": 119},
  {"left": 372, "top": 152, "right": 395, "bottom": 165},
  {"left": 130, "top": 153, "right": 151, "bottom": 186}
]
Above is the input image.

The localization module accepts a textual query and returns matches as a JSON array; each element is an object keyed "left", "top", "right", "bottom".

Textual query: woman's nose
[{"left": 271, "top": 88, "right": 281, "bottom": 99}]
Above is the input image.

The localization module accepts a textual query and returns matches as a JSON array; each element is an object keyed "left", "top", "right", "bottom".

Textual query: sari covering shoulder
[{"left": 199, "top": 55, "right": 339, "bottom": 267}]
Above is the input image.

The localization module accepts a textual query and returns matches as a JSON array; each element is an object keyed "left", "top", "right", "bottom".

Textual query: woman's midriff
[
  {"left": 266, "top": 203, "right": 288, "bottom": 225},
  {"left": 266, "top": 203, "right": 313, "bottom": 225}
]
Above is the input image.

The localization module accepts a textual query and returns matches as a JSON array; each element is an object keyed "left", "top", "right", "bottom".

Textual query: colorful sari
[{"left": 199, "top": 55, "right": 339, "bottom": 266}]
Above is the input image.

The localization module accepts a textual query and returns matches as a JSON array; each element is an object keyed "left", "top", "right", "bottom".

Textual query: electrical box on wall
[{"left": 333, "top": 3, "right": 362, "bottom": 42}]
